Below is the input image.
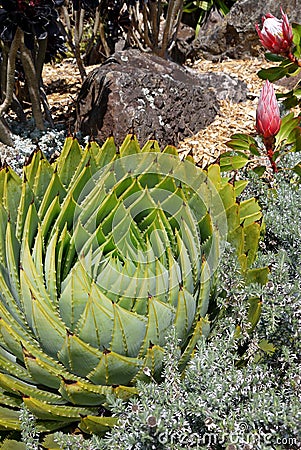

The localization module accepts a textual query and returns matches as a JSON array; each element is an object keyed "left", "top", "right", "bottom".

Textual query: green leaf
[
  {"left": 234, "top": 180, "right": 249, "bottom": 197},
  {"left": 225, "top": 135, "right": 258, "bottom": 163},
  {"left": 293, "top": 162, "right": 301, "bottom": 176},
  {"left": 257, "top": 65, "right": 290, "bottom": 81},
  {"left": 252, "top": 166, "right": 266, "bottom": 177},
  {"left": 1, "top": 441, "right": 25, "bottom": 449},
  {"left": 247, "top": 297, "right": 262, "bottom": 330},
  {"left": 258, "top": 339, "right": 276, "bottom": 355},
  {"left": 23, "top": 396, "right": 97, "bottom": 421},
  {"left": 265, "top": 52, "right": 285, "bottom": 62},
  {"left": 275, "top": 113, "right": 299, "bottom": 148},
  {"left": 220, "top": 152, "right": 249, "bottom": 172},
  {"left": 56, "top": 137, "right": 83, "bottom": 188},
  {"left": 88, "top": 350, "right": 142, "bottom": 385},
  {"left": 239, "top": 198, "right": 262, "bottom": 226},
  {"left": 79, "top": 415, "right": 118, "bottom": 434},
  {"left": 246, "top": 267, "right": 270, "bottom": 285},
  {"left": 292, "top": 23, "right": 301, "bottom": 58},
  {"left": 119, "top": 134, "right": 140, "bottom": 156}
]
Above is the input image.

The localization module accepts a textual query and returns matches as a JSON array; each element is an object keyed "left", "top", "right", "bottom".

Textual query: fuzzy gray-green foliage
[{"left": 20, "top": 405, "right": 39, "bottom": 450}]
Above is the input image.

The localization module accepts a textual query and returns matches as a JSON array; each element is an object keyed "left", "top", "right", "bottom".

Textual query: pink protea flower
[
  {"left": 255, "top": 8, "right": 293, "bottom": 55},
  {"left": 256, "top": 80, "right": 281, "bottom": 139}
]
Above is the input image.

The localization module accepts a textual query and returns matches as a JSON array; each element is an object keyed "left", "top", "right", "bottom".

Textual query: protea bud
[
  {"left": 255, "top": 8, "right": 293, "bottom": 55},
  {"left": 256, "top": 80, "right": 281, "bottom": 139}
]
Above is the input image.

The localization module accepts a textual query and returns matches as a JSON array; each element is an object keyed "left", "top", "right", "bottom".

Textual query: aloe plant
[{"left": 0, "top": 134, "right": 264, "bottom": 438}]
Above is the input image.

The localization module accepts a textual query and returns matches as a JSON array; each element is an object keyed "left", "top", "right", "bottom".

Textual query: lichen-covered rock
[
  {"left": 191, "top": 0, "right": 301, "bottom": 60},
  {"left": 75, "top": 49, "right": 246, "bottom": 146},
  {"left": 75, "top": 49, "right": 220, "bottom": 147}
]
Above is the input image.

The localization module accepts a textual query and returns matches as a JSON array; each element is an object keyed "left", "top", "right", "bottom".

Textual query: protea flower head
[
  {"left": 255, "top": 8, "right": 293, "bottom": 55},
  {"left": 256, "top": 80, "right": 281, "bottom": 139}
]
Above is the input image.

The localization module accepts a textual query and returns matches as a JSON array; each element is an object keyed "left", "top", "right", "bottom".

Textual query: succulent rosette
[{"left": 0, "top": 136, "right": 263, "bottom": 436}]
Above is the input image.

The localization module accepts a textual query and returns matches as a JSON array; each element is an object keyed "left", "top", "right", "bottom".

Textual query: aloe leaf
[
  {"left": 16, "top": 180, "right": 34, "bottom": 242},
  {"left": 44, "top": 229, "right": 59, "bottom": 303},
  {"left": 23, "top": 396, "right": 97, "bottom": 421},
  {"left": 0, "top": 265, "right": 26, "bottom": 326},
  {"left": 5, "top": 221, "right": 20, "bottom": 302},
  {"left": 56, "top": 223, "right": 70, "bottom": 289},
  {"left": 20, "top": 278, "right": 65, "bottom": 357},
  {"left": 0, "top": 406, "right": 21, "bottom": 431},
  {"left": 24, "top": 354, "right": 64, "bottom": 390},
  {"left": 176, "top": 231, "right": 194, "bottom": 294},
  {"left": 23, "top": 149, "right": 43, "bottom": 187},
  {"left": 110, "top": 303, "right": 147, "bottom": 357},
  {"left": 2, "top": 167, "right": 22, "bottom": 227},
  {"left": 0, "top": 390, "right": 23, "bottom": 408},
  {"left": 0, "top": 205, "right": 8, "bottom": 266},
  {"left": 59, "top": 262, "right": 92, "bottom": 330},
  {"left": 94, "top": 136, "right": 117, "bottom": 168},
  {"left": 40, "top": 195, "right": 61, "bottom": 243},
  {"left": 119, "top": 134, "right": 140, "bottom": 156},
  {"left": 0, "top": 373, "right": 65, "bottom": 404},
  {"left": 56, "top": 137, "right": 83, "bottom": 188},
  {"left": 74, "top": 287, "right": 114, "bottom": 351},
  {"left": 141, "top": 139, "right": 161, "bottom": 153},
  {"left": 32, "top": 225, "right": 44, "bottom": 277},
  {"left": 139, "top": 297, "right": 174, "bottom": 356},
  {"left": 174, "top": 288, "right": 196, "bottom": 343},
  {"left": 38, "top": 172, "right": 66, "bottom": 221},
  {"left": 79, "top": 415, "right": 118, "bottom": 434},
  {"left": 0, "top": 349, "right": 33, "bottom": 383},
  {"left": 58, "top": 333, "right": 102, "bottom": 378},
  {"left": 197, "top": 258, "right": 212, "bottom": 318},
  {"left": 59, "top": 379, "right": 112, "bottom": 406},
  {"left": 30, "top": 157, "right": 54, "bottom": 209},
  {"left": 178, "top": 317, "right": 210, "bottom": 370},
  {"left": 87, "top": 350, "right": 142, "bottom": 385},
  {"left": 50, "top": 191, "right": 77, "bottom": 237}
]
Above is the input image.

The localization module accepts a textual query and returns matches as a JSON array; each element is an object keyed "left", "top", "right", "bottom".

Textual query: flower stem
[
  {"left": 263, "top": 136, "right": 278, "bottom": 173},
  {"left": 288, "top": 52, "right": 301, "bottom": 67},
  {"left": 267, "top": 147, "right": 278, "bottom": 173}
]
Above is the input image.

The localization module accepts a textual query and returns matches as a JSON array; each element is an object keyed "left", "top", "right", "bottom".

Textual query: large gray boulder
[
  {"left": 75, "top": 49, "right": 246, "bottom": 147},
  {"left": 191, "top": 0, "right": 301, "bottom": 60}
]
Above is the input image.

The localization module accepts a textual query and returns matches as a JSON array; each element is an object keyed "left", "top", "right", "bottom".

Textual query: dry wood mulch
[{"left": 177, "top": 57, "right": 278, "bottom": 167}]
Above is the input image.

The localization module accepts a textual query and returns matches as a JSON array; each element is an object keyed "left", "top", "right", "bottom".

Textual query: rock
[
  {"left": 170, "top": 24, "right": 196, "bottom": 64},
  {"left": 75, "top": 49, "right": 246, "bottom": 147},
  {"left": 196, "top": 71, "right": 247, "bottom": 103},
  {"left": 191, "top": 0, "right": 301, "bottom": 60}
]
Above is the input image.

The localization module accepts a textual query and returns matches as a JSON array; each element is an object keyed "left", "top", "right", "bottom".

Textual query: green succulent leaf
[{"left": 0, "top": 136, "right": 263, "bottom": 437}]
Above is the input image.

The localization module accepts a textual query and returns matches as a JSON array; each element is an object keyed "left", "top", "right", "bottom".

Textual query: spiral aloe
[{"left": 0, "top": 134, "right": 264, "bottom": 437}]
